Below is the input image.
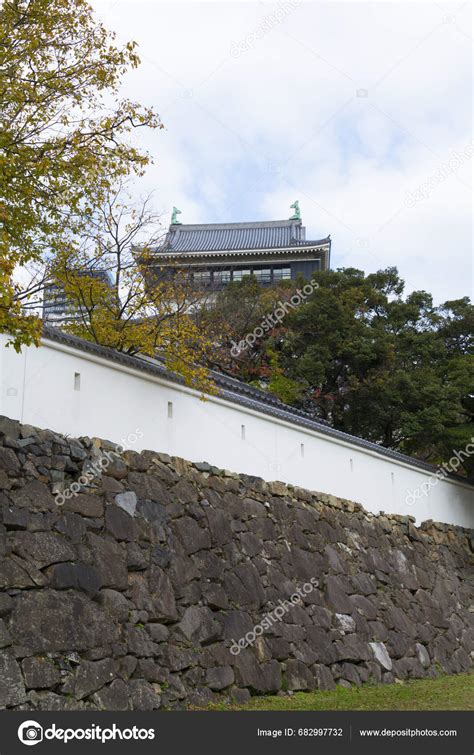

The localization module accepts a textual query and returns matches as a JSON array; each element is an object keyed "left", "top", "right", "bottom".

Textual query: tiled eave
[{"left": 149, "top": 245, "right": 330, "bottom": 263}]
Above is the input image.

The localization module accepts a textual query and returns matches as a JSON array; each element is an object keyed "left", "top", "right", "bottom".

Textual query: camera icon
[{"left": 18, "top": 720, "right": 44, "bottom": 746}]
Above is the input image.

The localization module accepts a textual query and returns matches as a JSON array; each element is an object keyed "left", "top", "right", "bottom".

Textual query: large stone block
[
  {"left": 205, "top": 666, "right": 234, "bottom": 691},
  {"left": 105, "top": 505, "right": 137, "bottom": 541},
  {"left": 172, "top": 516, "right": 211, "bottom": 555},
  {"left": 13, "top": 531, "right": 76, "bottom": 569},
  {"left": 22, "top": 657, "right": 60, "bottom": 689},
  {"left": 87, "top": 533, "right": 128, "bottom": 590},
  {"left": 176, "top": 606, "right": 221, "bottom": 645},
  {"left": 0, "top": 651, "right": 26, "bottom": 707},
  {"left": 233, "top": 651, "right": 281, "bottom": 694},
  {"left": 0, "top": 447, "right": 20, "bottom": 473},
  {"left": 71, "top": 658, "right": 117, "bottom": 699},
  {"left": 9, "top": 590, "right": 119, "bottom": 652},
  {"left": 148, "top": 566, "right": 177, "bottom": 622},
  {"left": 62, "top": 494, "right": 104, "bottom": 518},
  {"left": 48, "top": 562, "right": 102, "bottom": 596}
]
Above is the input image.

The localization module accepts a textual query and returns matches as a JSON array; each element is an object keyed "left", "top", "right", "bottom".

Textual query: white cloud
[{"left": 91, "top": 0, "right": 472, "bottom": 302}]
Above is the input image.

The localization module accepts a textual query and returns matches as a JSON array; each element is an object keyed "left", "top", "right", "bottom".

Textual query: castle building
[{"left": 146, "top": 203, "right": 331, "bottom": 291}]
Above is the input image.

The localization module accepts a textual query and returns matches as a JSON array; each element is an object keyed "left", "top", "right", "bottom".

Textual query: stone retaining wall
[{"left": 0, "top": 415, "right": 472, "bottom": 710}]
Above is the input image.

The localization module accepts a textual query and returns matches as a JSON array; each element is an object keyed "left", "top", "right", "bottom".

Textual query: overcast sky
[{"left": 92, "top": 0, "right": 472, "bottom": 303}]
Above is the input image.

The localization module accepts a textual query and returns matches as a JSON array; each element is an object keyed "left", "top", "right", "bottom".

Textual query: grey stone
[
  {"left": 202, "top": 582, "right": 229, "bottom": 610},
  {"left": 124, "top": 625, "right": 155, "bottom": 657},
  {"left": 325, "top": 576, "right": 352, "bottom": 614},
  {"left": 87, "top": 533, "right": 128, "bottom": 590},
  {"left": 118, "top": 656, "right": 138, "bottom": 680},
  {"left": 0, "top": 447, "right": 20, "bottom": 472},
  {"left": 136, "top": 658, "right": 166, "bottom": 683},
  {"left": 0, "top": 651, "right": 26, "bottom": 707},
  {"left": 223, "top": 610, "right": 254, "bottom": 641},
  {"left": 0, "top": 417, "right": 21, "bottom": 439},
  {"left": 415, "top": 643, "right": 431, "bottom": 669},
  {"left": 105, "top": 505, "right": 136, "bottom": 541},
  {"left": 350, "top": 594, "right": 378, "bottom": 620},
  {"left": 369, "top": 641, "right": 393, "bottom": 671},
  {"left": 103, "top": 456, "right": 128, "bottom": 481},
  {"left": 285, "top": 659, "right": 316, "bottom": 691},
  {"left": 115, "top": 491, "right": 137, "bottom": 517},
  {"left": 100, "top": 589, "right": 130, "bottom": 623},
  {"left": 230, "top": 686, "right": 251, "bottom": 704},
  {"left": 0, "top": 593, "right": 13, "bottom": 617},
  {"left": 224, "top": 561, "right": 265, "bottom": 609},
  {"left": 73, "top": 659, "right": 116, "bottom": 699},
  {"left": 0, "top": 559, "right": 35, "bottom": 589},
  {"left": 194, "top": 462, "right": 212, "bottom": 472},
  {"left": 337, "top": 634, "right": 372, "bottom": 662},
  {"left": 9, "top": 591, "right": 119, "bottom": 652},
  {"left": 148, "top": 566, "right": 177, "bottom": 622},
  {"left": 126, "top": 542, "right": 148, "bottom": 571},
  {"left": 313, "top": 663, "right": 336, "bottom": 690},
  {"left": 368, "top": 621, "right": 389, "bottom": 642},
  {"left": 130, "top": 473, "right": 170, "bottom": 504},
  {"left": 172, "top": 516, "right": 211, "bottom": 555},
  {"left": 233, "top": 651, "right": 281, "bottom": 694},
  {"left": 306, "top": 627, "right": 338, "bottom": 664},
  {"left": 171, "top": 479, "right": 199, "bottom": 504},
  {"left": 341, "top": 662, "right": 361, "bottom": 686},
  {"left": 386, "top": 631, "right": 410, "bottom": 658},
  {"left": 146, "top": 624, "right": 170, "bottom": 643},
  {"left": 1, "top": 506, "right": 29, "bottom": 530},
  {"left": 151, "top": 545, "right": 171, "bottom": 569},
  {"left": 128, "top": 679, "right": 161, "bottom": 710},
  {"left": 21, "top": 656, "right": 60, "bottom": 689},
  {"left": 335, "top": 614, "right": 356, "bottom": 633},
  {"left": 205, "top": 507, "right": 233, "bottom": 546},
  {"left": 54, "top": 512, "right": 87, "bottom": 543},
  {"left": 27, "top": 690, "right": 88, "bottom": 710},
  {"left": 386, "top": 606, "right": 416, "bottom": 636},
  {"left": 177, "top": 606, "right": 221, "bottom": 645},
  {"left": 205, "top": 666, "right": 234, "bottom": 690},
  {"left": 350, "top": 573, "right": 377, "bottom": 595},
  {"left": 92, "top": 678, "right": 129, "bottom": 710},
  {"left": 48, "top": 562, "right": 102, "bottom": 596},
  {"left": 62, "top": 494, "right": 104, "bottom": 518},
  {"left": 161, "top": 645, "right": 197, "bottom": 672},
  {"left": 0, "top": 619, "right": 12, "bottom": 648},
  {"left": 10, "top": 480, "right": 56, "bottom": 511}
]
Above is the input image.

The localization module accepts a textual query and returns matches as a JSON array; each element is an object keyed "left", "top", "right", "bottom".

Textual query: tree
[
  {"left": 0, "top": 0, "right": 160, "bottom": 349},
  {"left": 195, "top": 275, "right": 302, "bottom": 381},
  {"left": 212, "top": 268, "right": 473, "bottom": 476},
  {"left": 48, "top": 184, "right": 216, "bottom": 393}
]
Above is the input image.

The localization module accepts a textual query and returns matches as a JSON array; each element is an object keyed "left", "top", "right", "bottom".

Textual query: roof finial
[
  {"left": 171, "top": 206, "right": 182, "bottom": 225},
  {"left": 290, "top": 200, "right": 301, "bottom": 220}
]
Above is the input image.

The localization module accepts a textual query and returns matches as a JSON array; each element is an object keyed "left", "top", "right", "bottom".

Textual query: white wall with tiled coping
[{"left": 1, "top": 333, "right": 472, "bottom": 527}]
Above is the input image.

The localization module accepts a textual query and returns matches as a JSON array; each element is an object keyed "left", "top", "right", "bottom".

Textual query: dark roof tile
[{"left": 156, "top": 219, "right": 330, "bottom": 254}]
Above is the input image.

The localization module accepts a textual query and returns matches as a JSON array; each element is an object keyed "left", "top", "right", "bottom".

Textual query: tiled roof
[
  {"left": 41, "top": 326, "right": 472, "bottom": 486},
  {"left": 156, "top": 219, "right": 330, "bottom": 255}
]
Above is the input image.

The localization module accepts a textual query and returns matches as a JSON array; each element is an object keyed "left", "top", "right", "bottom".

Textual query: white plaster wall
[{"left": 1, "top": 334, "right": 472, "bottom": 527}]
